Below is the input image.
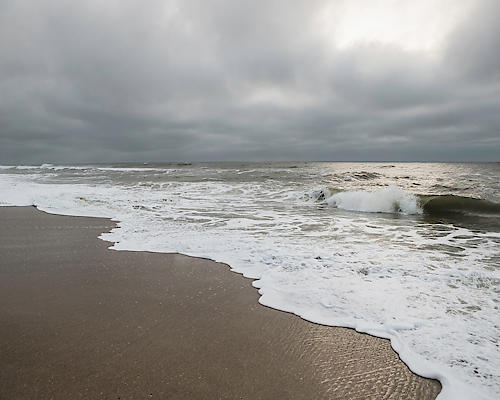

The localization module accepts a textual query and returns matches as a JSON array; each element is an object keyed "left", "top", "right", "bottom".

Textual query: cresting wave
[
  {"left": 420, "top": 195, "right": 500, "bottom": 216},
  {"left": 310, "top": 186, "right": 422, "bottom": 214},
  {"left": 311, "top": 186, "right": 500, "bottom": 217}
]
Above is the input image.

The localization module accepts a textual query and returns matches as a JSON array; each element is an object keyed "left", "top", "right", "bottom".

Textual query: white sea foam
[
  {"left": 93, "top": 167, "right": 167, "bottom": 172},
  {"left": 323, "top": 186, "right": 422, "bottom": 214},
  {"left": 0, "top": 168, "right": 498, "bottom": 400},
  {"left": 0, "top": 164, "right": 169, "bottom": 172}
]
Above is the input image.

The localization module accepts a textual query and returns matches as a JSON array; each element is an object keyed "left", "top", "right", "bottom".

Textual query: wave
[
  {"left": 311, "top": 186, "right": 500, "bottom": 217},
  {"left": 0, "top": 165, "right": 168, "bottom": 172},
  {"left": 311, "top": 186, "right": 421, "bottom": 214},
  {"left": 419, "top": 195, "right": 500, "bottom": 216}
]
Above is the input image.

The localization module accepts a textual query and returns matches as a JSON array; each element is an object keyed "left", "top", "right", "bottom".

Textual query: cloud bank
[{"left": 0, "top": 0, "right": 499, "bottom": 163}]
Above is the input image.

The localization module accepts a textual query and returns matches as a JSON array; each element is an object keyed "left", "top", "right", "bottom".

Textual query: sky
[{"left": 0, "top": 0, "right": 499, "bottom": 163}]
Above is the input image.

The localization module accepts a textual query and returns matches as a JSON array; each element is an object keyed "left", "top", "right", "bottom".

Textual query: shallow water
[{"left": 1, "top": 162, "right": 499, "bottom": 399}]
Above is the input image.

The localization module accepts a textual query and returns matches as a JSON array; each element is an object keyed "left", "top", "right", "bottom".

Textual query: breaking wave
[
  {"left": 311, "top": 186, "right": 500, "bottom": 217},
  {"left": 310, "top": 186, "right": 421, "bottom": 214}
]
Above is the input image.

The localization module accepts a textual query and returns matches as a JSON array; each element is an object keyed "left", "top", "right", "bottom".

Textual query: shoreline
[{"left": 0, "top": 206, "right": 441, "bottom": 399}]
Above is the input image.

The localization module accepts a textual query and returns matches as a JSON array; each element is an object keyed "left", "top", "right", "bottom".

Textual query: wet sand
[{"left": 0, "top": 206, "right": 441, "bottom": 399}]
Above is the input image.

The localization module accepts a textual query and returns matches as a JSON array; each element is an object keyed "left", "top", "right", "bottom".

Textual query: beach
[{"left": 0, "top": 206, "right": 441, "bottom": 399}]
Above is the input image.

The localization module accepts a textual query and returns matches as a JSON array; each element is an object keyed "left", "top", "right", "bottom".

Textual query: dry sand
[{"left": 0, "top": 206, "right": 441, "bottom": 399}]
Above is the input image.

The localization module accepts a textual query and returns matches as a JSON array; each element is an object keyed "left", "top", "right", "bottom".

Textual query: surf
[
  {"left": 419, "top": 195, "right": 500, "bottom": 216},
  {"left": 311, "top": 186, "right": 500, "bottom": 217}
]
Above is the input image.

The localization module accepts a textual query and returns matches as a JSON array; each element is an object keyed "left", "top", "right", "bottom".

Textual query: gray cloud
[{"left": 0, "top": 0, "right": 499, "bottom": 163}]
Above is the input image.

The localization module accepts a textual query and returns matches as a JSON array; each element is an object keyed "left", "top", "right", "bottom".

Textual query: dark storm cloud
[{"left": 0, "top": 0, "right": 499, "bottom": 163}]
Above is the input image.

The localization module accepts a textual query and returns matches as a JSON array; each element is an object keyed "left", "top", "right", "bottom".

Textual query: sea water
[{"left": 0, "top": 162, "right": 498, "bottom": 399}]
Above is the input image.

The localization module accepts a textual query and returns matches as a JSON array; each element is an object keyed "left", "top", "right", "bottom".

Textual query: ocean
[{"left": 1, "top": 162, "right": 499, "bottom": 399}]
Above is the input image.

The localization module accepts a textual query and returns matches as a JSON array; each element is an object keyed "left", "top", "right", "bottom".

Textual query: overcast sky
[{"left": 1, "top": 0, "right": 499, "bottom": 163}]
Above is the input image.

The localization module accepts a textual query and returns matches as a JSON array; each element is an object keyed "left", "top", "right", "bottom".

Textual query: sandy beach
[{"left": 0, "top": 206, "right": 441, "bottom": 399}]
